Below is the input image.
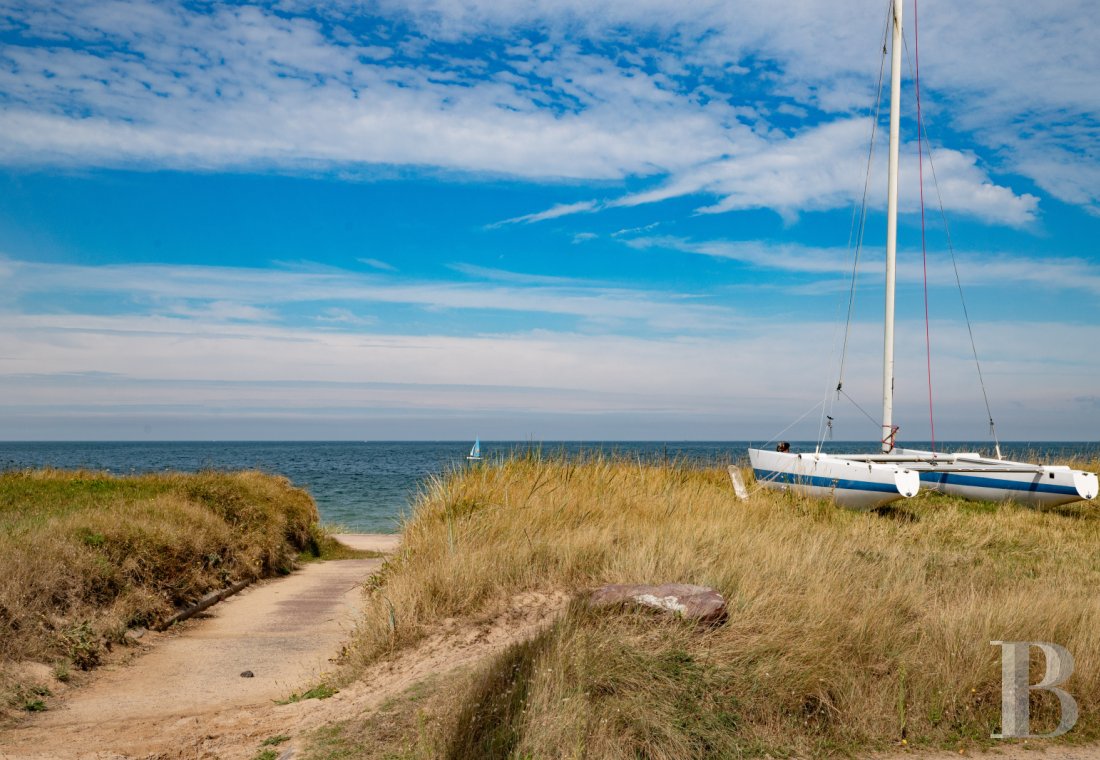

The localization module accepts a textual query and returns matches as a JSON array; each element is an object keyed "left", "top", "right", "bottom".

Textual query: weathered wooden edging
[{"left": 155, "top": 579, "right": 253, "bottom": 631}]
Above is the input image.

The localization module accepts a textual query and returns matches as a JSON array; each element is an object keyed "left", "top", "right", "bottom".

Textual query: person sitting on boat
[{"left": 776, "top": 441, "right": 790, "bottom": 453}]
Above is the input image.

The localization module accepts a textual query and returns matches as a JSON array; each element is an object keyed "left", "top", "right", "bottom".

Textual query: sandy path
[
  {"left": 18, "top": 530, "right": 1088, "bottom": 760},
  {"left": 0, "top": 533, "right": 399, "bottom": 759},
  {"left": 0, "top": 582, "right": 568, "bottom": 760}
]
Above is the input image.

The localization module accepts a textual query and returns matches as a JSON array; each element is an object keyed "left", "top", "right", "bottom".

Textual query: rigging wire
[
  {"left": 766, "top": 398, "right": 827, "bottom": 450},
  {"left": 913, "top": 0, "right": 937, "bottom": 452},
  {"left": 839, "top": 389, "right": 882, "bottom": 432},
  {"left": 902, "top": 20, "right": 1003, "bottom": 459},
  {"left": 749, "top": 399, "right": 827, "bottom": 497},
  {"left": 819, "top": 0, "right": 893, "bottom": 450}
]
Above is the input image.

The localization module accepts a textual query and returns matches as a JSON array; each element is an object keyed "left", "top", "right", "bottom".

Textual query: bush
[{"left": 0, "top": 469, "right": 319, "bottom": 702}]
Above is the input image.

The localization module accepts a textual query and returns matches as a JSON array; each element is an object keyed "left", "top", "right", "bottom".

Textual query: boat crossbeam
[{"left": 832, "top": 454, "right": 1048, "bottom": 474}]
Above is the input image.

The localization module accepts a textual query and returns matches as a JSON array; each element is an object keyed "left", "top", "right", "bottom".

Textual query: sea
[{"left": 0, "top": 440, "right": 1095, "bottom": 533}]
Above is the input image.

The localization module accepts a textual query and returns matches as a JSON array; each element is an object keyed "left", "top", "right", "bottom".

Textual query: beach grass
[
  {"left": 0, "top": 468, "right": 319, "bottom": 714},
  {"left": 336, "top": 451, "right": 1100, "bottom": 758}
]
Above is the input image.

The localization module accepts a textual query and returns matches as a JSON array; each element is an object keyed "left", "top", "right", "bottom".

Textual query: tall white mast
[{"left": 881, "top": 0, "right": 903, "bottom": 453}]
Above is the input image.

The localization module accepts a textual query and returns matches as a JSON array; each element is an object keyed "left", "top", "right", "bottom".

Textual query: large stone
[{"left": 589, "top": 583, "right": 727, "bottom": 625}]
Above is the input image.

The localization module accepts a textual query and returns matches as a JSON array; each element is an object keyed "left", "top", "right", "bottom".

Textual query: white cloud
[
  {"left": 315, "top": 307, "right": 376, "bottom": 326},
  {"left": 0, "top": 4, "right": 740, "bottom": 180},
  {"left": 358, "top": 258, "right": 397, "bottom": 272},
  {"left": 513, "top": 121, "right": 1038, "bottom": 226},
  {"left": 165, "top": 300, "right": 276, "bottom": 322},
  {"left": 1012, "top": 148, "right": 1100, "bottom": 216},
  {"left": 0, "top": 256, "right": 740, "bottom": 334},
  {"left": 1, "top": 309, "right": 1096, "bottom": 439},
  {"left": 358, "top": 0, "right": 1100, "bottom": 212},
  {"left": 488, "top": 200, "right": 601, "bottom": 227},
  {"left": 0, "top": 250, "right": 1096, "bottom": 437},
  {"left": 0, "top": 0, "right": 1079, "bottom": 219},
  {"left": 628, "top": 237, "right": 851, "bottom": 275},
  {"left": 628, "top": 236, "right": 1100, "bottom": 295}
]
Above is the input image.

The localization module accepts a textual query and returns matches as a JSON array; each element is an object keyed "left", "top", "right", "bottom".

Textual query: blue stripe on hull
[
  {"left": 918, "top": 471, "right": 1078, "bottom": 496},
  {"left": 753, "top": 469, "right": 899, "bottom": 494}
]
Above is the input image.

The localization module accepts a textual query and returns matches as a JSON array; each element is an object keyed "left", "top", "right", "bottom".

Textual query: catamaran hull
[
  {"left": 748, "top": 448, "right": 919, "bottom": 511},
  {"left": 895, "top": 449, "right": 1098, "bottom": 507},
  {"left": 920, "top": 471, "right": 1095, "bottom": 507}
]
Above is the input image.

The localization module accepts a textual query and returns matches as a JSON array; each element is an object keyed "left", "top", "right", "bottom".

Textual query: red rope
[{"left": 914, "top": 0, "right": 936, "bottom": 452}]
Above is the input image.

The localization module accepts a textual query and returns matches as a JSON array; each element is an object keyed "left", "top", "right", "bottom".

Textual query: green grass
[
  {"left": 304, "top": 725, "right": 367, "bottom": 760},
  {"left": 251, "top": 733, "right": 292, "bottom": 760},
  {"left": 302, "top": 678, "right": 448, "bottom": 760},
  {"left": 332, "top": 452, "right": 1100, "bottom": 758},
  {"left": 0, "top": 468, "right": 321, "bottom": 713},
  {"left": 298, "top": 529, "right": 384, "bottom": 563},
  {"left": 278, "top": 682, "right": 339, "bottom": 704},
  {"left": 7, "top": 683, "right": 51, "bottom": 713}
]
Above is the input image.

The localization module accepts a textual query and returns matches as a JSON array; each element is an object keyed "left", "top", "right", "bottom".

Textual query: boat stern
[
  {"left": 895, "top": 468, "right": 919, "bottom": 498},
  {"left": 1076, "top": 469, "right": 1099, "bottom": 501}
]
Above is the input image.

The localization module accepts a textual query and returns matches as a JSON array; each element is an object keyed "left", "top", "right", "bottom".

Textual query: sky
[{"left": 0, "top": 0, "right": 1097, "bottom": 442}]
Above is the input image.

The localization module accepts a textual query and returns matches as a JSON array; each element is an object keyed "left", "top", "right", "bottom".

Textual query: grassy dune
[
  {"left": 0, "top": 468, "right": 320, "bottom": 712},
  {"left": 336, "top": 452, "right": 1100, "bottom": 758}
]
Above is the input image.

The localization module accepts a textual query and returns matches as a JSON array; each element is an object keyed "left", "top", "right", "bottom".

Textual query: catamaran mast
[{"left": 881, "top": 0, "right": 903, "bottom": 453}]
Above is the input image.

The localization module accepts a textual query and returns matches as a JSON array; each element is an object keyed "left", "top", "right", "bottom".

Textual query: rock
[
  {"left": 124, "top": 627, "right": 147, "bottom": 642},
  {"left": 588, "top": 583, "right": 727, "bottom": 625},
  {"left": 240, "top": 670, "right": 254, "bottom": 678}
]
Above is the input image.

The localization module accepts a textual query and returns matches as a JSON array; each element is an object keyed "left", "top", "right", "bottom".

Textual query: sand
[
  {"left": 0, "top": 533, "right": 567, "bottom": 760},
  {"left": 0, "top": 534, "right": 391, "bottom": 759}
]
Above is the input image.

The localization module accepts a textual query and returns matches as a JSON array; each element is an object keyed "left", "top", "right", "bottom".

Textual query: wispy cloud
[
  {"left": 3, "top": 309, "right": 1098, "bottom": 439},
  {"left": 314, "top": 307, "right": 377, "bottom": 326},
  {"left": 627, "top": 237, "right": 851, "bottom": 274},
  {"left": 448, "top": 263, "right": 591, "bottom": 286},
  {"left": 487, "top": 200, "right": 601, "bottom": 227},
  {"left": 502, "top": 121, "right": 1039, "bottom": 227},
  {"left": 0, "top": 0, "right": 1080, "bottom": 220},
  {"left": 0, "top": 0, "right": 1097, "bottom": 440},
  {"left": 627, "top": 236, "right": 1100, "bottom": 294},
  {"left": 0, "top": 256, "right": 740, "bottom": 335},
  {"left": 358, "top": 258, "right": 397, "bottom": 272},
  {"left": 164, "top": 301, "right": 277, "bottom": 322},
  {"left": 0, "top": 4, "right": 736, "bottom": 180},
  {"left": 364, "top": 0, "right": 1100, "bottom": 213}
]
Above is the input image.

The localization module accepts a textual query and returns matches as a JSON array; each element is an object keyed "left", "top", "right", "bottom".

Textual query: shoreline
[{"left": 332, "top": 532, "right": 401, "bottom": 553}]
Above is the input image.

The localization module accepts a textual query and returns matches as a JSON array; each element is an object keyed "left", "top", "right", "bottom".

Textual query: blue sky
[{"left": 0, "top": 0, "right": 1097, "bottom": 441}]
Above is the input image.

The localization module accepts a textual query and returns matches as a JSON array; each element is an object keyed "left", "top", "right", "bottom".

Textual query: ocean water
[{"left": 0, "top": 441, "right": 1095, "bottom": 532}]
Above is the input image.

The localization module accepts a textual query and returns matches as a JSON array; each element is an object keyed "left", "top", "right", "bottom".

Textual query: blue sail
[{"left": 468, "top": 437, "right": 481, "bottom": 459}]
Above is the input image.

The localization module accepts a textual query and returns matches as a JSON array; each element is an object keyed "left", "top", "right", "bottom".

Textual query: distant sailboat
[
  {"left": 467, "top": 437, "right": 482, "bottom": 462},
  {"left": 748, "top": 0, "right": 1097, "bottom": 510}
]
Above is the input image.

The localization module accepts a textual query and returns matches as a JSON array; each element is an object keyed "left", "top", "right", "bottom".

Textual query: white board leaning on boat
[{"left": 748, "top": 0, "right": 1098, "bottom": 510}]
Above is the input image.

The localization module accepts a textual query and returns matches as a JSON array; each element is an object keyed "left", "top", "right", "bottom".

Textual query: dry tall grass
[
  {"left": 346, "top": 452, "right": 1100, "bottom": 757},
  {"left": 0, "top": 468, "right": 318, "bottom": 710}
]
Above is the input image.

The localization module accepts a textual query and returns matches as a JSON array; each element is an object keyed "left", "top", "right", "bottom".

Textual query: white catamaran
[
  {"left": 467, "top": 437, "right": 482, "bottom": 462},
  {"left": 748, "top": 0, "right": 1098, "bottom": 510}
]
